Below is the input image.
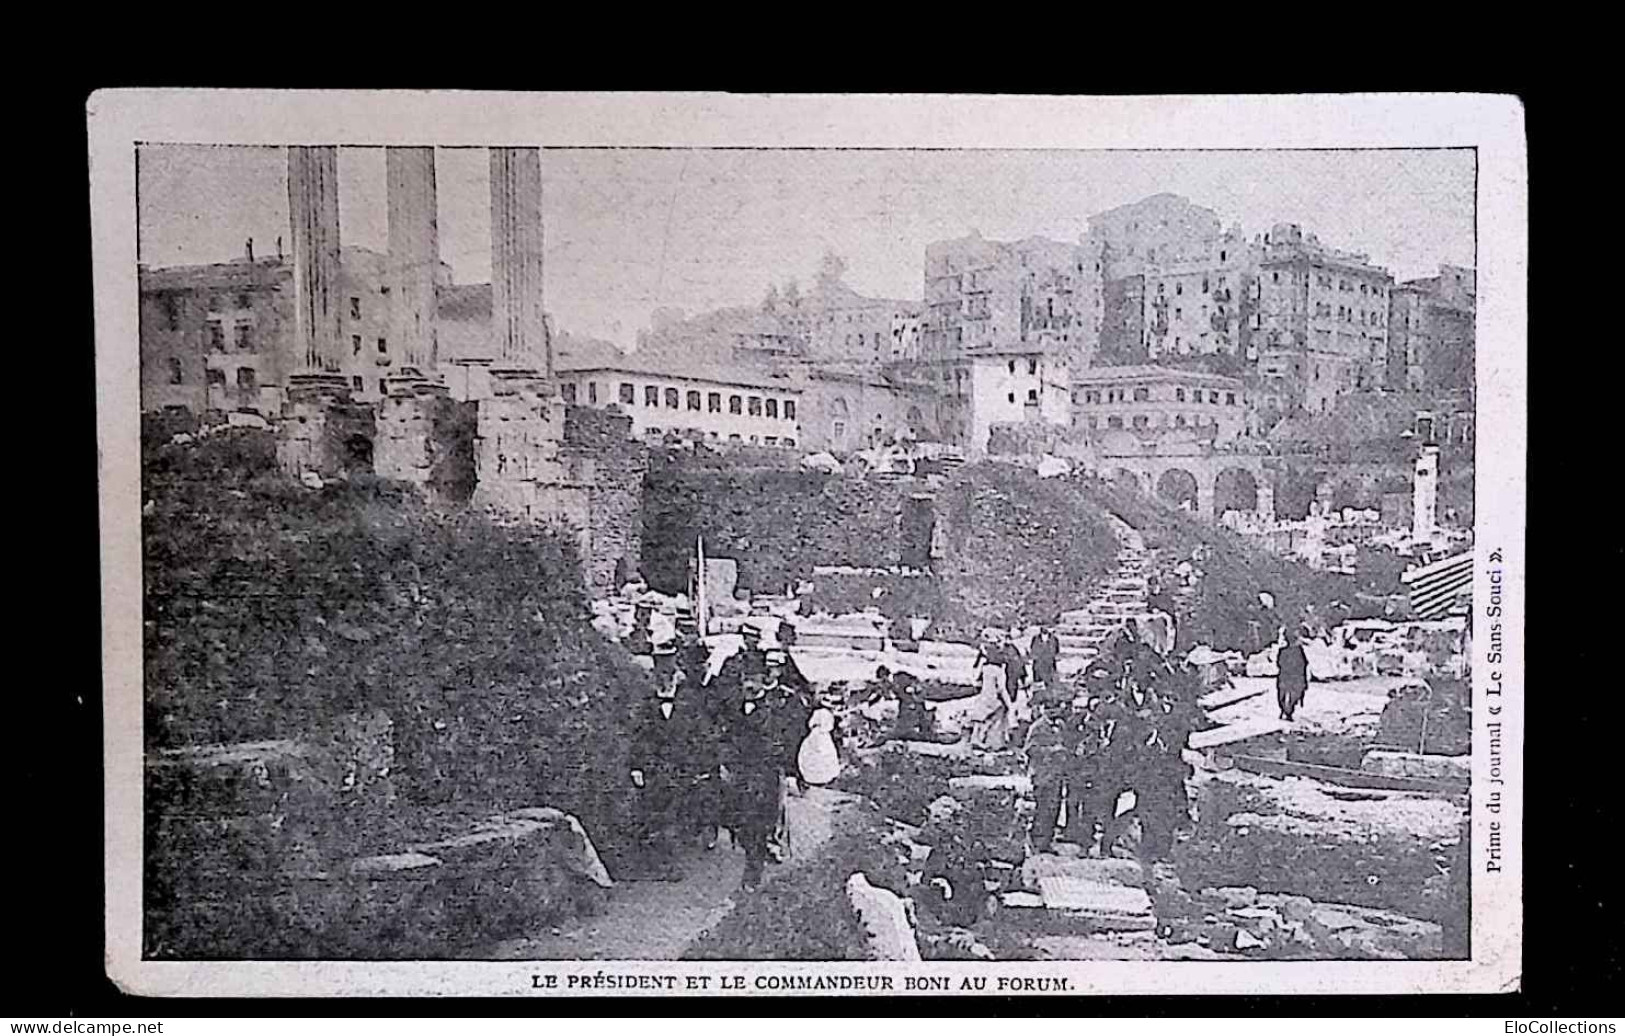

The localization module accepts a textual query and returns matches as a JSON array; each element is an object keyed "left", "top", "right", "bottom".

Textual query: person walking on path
[
  {"left": 628, "top": 652, "right": 715, "bottom": 879},
  {"left": 1276, "top": 624, "right": 1310, "bottom": 722},
  {"left": 717, "top": 671, "right": 795, "bottom": 891},
  {"left": 971, "top": 632, "right": 1016, "bottom": 750}
]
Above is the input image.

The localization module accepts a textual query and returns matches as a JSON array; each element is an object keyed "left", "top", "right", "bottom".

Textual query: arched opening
[
  {"left": 1156, "top": 468, "right": 1199, "bottom": 511},
  {"left": 1214, "top": 466, "right": 1259, "bottom": 517},
  {"left": 343, "top": 434, "right": 374, "bottom": 474}
]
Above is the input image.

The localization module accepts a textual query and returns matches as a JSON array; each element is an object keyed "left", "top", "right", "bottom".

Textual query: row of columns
[{"left": 283, "top": 145, "right": 553, "bottom": 390}]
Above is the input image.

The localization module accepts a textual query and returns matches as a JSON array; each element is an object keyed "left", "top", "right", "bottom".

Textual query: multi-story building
[
  {"left": 1387, "top": 265, "right": 1475, "bottom": 396},
  {"left": 1142, "top": 255, "right": 1256, "bottom": 364},
  {"left": 1245, "top": 223, "right": 1393, "bottom": 419},
  {"left": 1070, "top": 365, "right": 1248, "bottom": 443},
  {"left": 1089, "top": 195, "right": 1250, "bottom": 365},
  {"left": 1089, "top": 193, "right": 1228, "bottom": 279},
  {"left": 922, "top": 345, "right": 1072, "bottom": 458},
  {"left": 888, "top": 311, "right": 922, "bottom": 362},
  {"left": 920, "top": 232, "right": 1100, "bottom": 374},
  {"left": 554, "top": 338, "right": 804, "bottom": 448},
  {"left": 138, "top": 245, "right": 453, "bottom": 416}
]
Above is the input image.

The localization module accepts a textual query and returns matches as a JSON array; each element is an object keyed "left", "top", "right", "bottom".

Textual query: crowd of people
[
  {"left": 1022, "top": 627, "right": 1203, "bottom": 863},
  {"left": 626, "top": 612, "right": 827, "bottom": 891}
]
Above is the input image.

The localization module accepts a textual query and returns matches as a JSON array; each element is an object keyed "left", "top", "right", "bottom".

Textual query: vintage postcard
[{"left": 92, "top": 91, "right": 1526, "bottom": 996}]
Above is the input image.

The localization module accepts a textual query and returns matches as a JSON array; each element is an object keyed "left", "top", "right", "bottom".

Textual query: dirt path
[{"left": 476, "top": 787, "right": 844, "bottom": 961}]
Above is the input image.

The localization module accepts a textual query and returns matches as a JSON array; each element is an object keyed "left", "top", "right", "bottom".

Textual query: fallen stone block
[
  {"left": 1360, "top": 750, "right": 1470, "bottom": 784},
  {"left": 846, "top": 873, "right": 923, "bottom": 961}
]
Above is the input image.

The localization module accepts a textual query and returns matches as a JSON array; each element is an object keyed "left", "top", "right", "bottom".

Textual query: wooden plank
[
  {"left": 1230, "top": 754, "right": 1469, "bottom": 795},
  {"left": 1188, "top": 717, "right": 1288, "bottom": 750}
]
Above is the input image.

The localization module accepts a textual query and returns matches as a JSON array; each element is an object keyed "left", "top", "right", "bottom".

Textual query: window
[
  {"left": 378, "top": 379, "right": 386, "bottom": 395},
  {"left": 1131, "top": 415, "right": 1148, "bottom": 430},
  {"left": 1209, "top": 391, "right": 1220, "bottom": 404},
  {"left": 349, "top": 297, "right": 361, "bottom": 320},
  {"left": 832, "top": 421, "right": 845, "bottom": 441},
  {"left": 588, "top": 382, "right": 599, "bottom": 404},
  {"left": 1107, "top": 416, "right": 1123, "bottom": 429},
  {"left": 763, "top": 436, "right": 778, "bottom": 446},
  {"left": 1175, "top": 414, "right": 1186, "bottom": 427},
  {"left": 749, "top": 435, "right": 759, "bottom": 445},
  {"left": 162, "top": 294, "right": 180, "bottom": 331},
  {"left": 561, "top": 382, "right": 578, "bottom": 403},
  {"left": 707, "top": 392, "right": 722, "bottom": 413},
  {"left": 1007, "top": 393, "right": 1016, "bottom": 404},
  {"left": 645, "top": 385, "right": 659, "bottom": 407},
  {"left": 686, "top": 390, "right": 702, "bottom": 411},
  {"left": 167, "top": 357, "right": 184, "bottom": 385},
  {"left": 1225, "top": 391, "right": 1237, "bottom": 406},
  {"left": 1026, "top": 389, "right": 1038, "bottom": 403},
  {"left": 378, "top": 337, "right": 387, "bottom": 355},
  {"left": 237, "top": 367, "right": 257, "bottom": 391},
  {"left": 665, "top": 387, "right": 679, "bottom": 409},
  {"left": 619, "top": 383, "right": 635, "bottom": 404},
  {"left": 1220, "top": 250, "right": 1227, "bottom": 262},
  {"left": 783, "top": 438, "right": 796, "bottom": 449},
  {"left": 235, "top": 324, "right": 252, "bottom": 350},
  {"left": 1027, "top": 358, "right": 1038, "bottom": 375},
  {"left": 728, "top": 433, "right": 742, "bottom": 442},
  {"left": 1175, "top": 387, "right": 1186, "bottom": 402},
  {"left": 729, "top": 394, "right": 743, "bottom": 415},
  {"left": 352, "top": 375, "right": 364, "bottom": 391},
  {"left": 352, "top": 334, "right": 362, "bottom": 356},
  {"left": 648, "top": 427, "right": 663, "bottom": 437},
  {"left": 1132, "top": 387, "right": 1150, "bottom": 402},
  {"left": 1272, "top": 271, "right": 1280, "bottom": 284},
  {"left": 207, "top": 322, "right": 225, "bottom": 349},
  {"left": 236, "top": 293, "right": 251, "bottom": 310},
  {"left": 1007, "top": 360, "right": 1016, "bottom": 374},
  {"left": 765, "top": 398, "right": 778, "bottom": 418},
  {"left": 1087, "top": 417, "right": 1098, "bottom": 430},
  {"left": 1175, "top": 308, "right": 1183, "bottom": 320},
  {"left": 1085, "top": 390, "right": 1100, "bottom": 404},
  {"left": 784, "top": 400, "right": 796, "bottom": 421}
]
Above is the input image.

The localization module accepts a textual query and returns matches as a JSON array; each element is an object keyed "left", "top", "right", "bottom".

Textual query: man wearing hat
[
  {"left": 628, "top": 645, "right": 715, "bottom": 879},
  {"left": 625, "top": 596, "right": 657, "bottom": 657},
  {"left": 762, "top": 650, "right": 811, "bottom": 864},
  {"left": 717, "top": 670, "right": 795, "bottom": 891}
]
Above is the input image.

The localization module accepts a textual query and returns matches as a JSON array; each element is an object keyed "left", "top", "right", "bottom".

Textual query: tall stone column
[
  {"left": 278, "top": 146, "right": 369, "bottom": 480},
  {"left": 1412, "top": 445, "right": 1440, "bottom": 548},
  {"left": 489, "top": 147, "right": 550, "bottom": 378},
  {"left": 286, "top": 146, "right": 347, "bottom": 385},
  {"left": 376, "top": 147, "right": 473, "bottom": 498},
  {"left": 385, "top": 147, "right": 441, "bottom": 380},
  {"left": 473, "top": 147, "right": 573, "bottom": 525}
]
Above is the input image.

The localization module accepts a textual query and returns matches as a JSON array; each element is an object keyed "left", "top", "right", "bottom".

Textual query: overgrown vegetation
[{"left": 1081, "top": 478, "right": 1371, "bottom": 652}]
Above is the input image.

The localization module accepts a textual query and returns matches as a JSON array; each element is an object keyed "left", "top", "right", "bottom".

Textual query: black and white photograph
[{"left": 91, "top": 91, "right": 1526, "bottom": 997}]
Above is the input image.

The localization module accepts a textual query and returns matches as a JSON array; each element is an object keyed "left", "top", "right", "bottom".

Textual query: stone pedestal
[
  {"left": 375, "top": 377, "right": 477, "bottom": 504},
  {"left": 276, "top": 373, "right": 376, "bottom": 480},
  {"left": 472, "top": 368, "right": 583, "bottom": 527}
]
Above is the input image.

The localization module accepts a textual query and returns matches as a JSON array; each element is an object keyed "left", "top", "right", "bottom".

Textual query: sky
[{"left": 137, "top": 146, "right": 1475, "bottom": 349}]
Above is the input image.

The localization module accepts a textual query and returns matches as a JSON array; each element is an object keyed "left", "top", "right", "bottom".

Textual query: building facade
[
  {"left": 795, "top": 368, "right": 942, "bottom": 454},
  {"left": 555, "top": 355, "right": 803, "bottom": 449},
  {"left": 1387, "top": 265, "right": 1476, "bottom": 396},
  {"left": 1245, "top": 223, "right": 1393, "bottom": 419},
  {"left": 138, "top": 246, "right": 455, "bottom": 416},
  {"left": 1070, "top": 365, "right": 1248, "bottom": 443},
  {"left": 920, "top": 346, "right": 1071, "bottom": 458},
  {"left": 920, "top": 232, "right": 1100, "bottom": 374}
]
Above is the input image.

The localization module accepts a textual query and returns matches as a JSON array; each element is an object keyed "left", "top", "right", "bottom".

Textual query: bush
[{"left": 143, "top": 431, "right": 654, "bottom": 855}]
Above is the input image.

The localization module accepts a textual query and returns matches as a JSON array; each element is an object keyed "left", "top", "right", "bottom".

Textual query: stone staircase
[{"left": 1055, "top": 516, "right": 1157, "bottom": 677}]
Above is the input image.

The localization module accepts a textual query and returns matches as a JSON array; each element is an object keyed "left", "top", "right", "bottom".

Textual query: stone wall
[
  {"left": 562, "top": 405, "right": 649, "bottom": 592},
  {"left": 276, "top": 395, "right": 378, "bottom": 480},
  {"left": 374, "top": 388, "right": 478, "bottom": 504}
]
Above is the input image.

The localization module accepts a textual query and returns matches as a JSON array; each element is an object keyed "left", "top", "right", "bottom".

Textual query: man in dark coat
[
  {"left": 1030, "top": 626, "right": 1061, "bottom": 689},
  {"left": 1024, "top": 697, "right": 1076, "bottom": 854},
  {"left": 892, "top": 671, "right": 933, "bottom": 741},
  {"left": 628, "top": 651, "right": 717, "bottom": 879},
  {"left": 717, "top": 671, "right": 796, "bottom": 891},
  {"left": 763, "top": 650, "right": 811, "bottom": 864},
  {"left": 1277, "top": 625, "right": 1310, "bottom": 721}
]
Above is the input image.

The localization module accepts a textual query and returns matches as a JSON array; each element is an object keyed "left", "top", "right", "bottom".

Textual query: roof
[
  {"left": 558, "top": 343, "right": 801, "bottom": 393},
  {"left": 1071, "top": 364, "right": 1243, "bottom": 388}
]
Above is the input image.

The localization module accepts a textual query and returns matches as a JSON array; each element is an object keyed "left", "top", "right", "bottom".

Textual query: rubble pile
[
  {"left": 1175, "top": 769, "right": 1465, "bottom": 924},
  {"left": 1153, "top": 883, "right": 1444, "bottom": 960}
]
